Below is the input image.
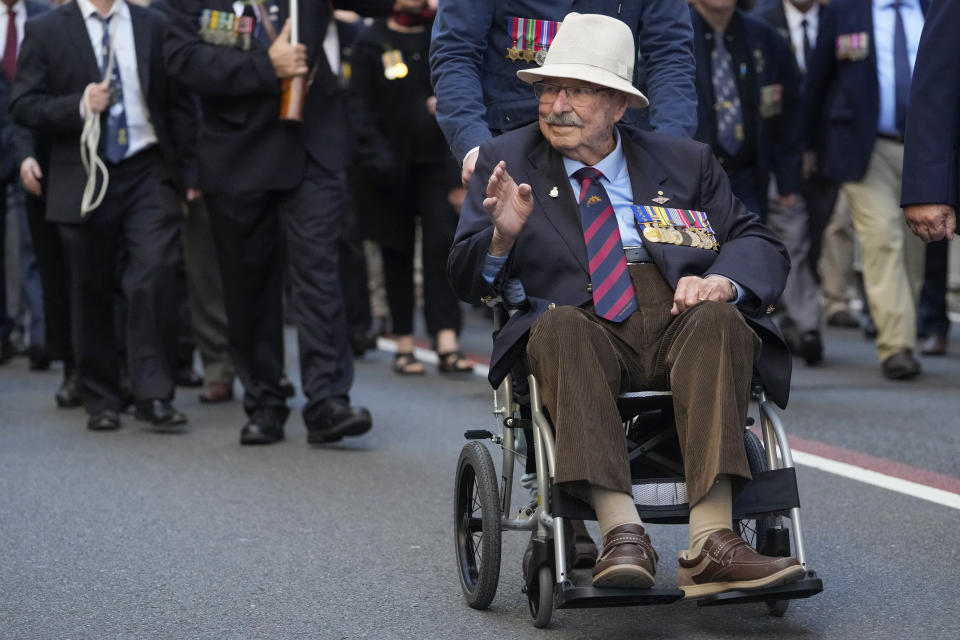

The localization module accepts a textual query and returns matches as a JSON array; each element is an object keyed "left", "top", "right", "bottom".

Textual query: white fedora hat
[{"left": 517, "top": 13, "right": 649, "bottom": 109}]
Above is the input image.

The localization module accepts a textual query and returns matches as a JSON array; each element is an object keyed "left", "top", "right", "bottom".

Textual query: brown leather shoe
[
  {"left": 677, "top": 529, "right": 805, "bottom": 599},
  {"left": 591, "top": 523, "right": 657, "bottom": 589},
  {"left": 199, "top": 381, "right": 233, "bottom": 404},
  {"left": 881, "top": 349, "right": 921, "bottom": 380}
]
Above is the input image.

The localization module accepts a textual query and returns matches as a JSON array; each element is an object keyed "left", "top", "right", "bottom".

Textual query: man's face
[{"left": 537, "top": 79, "right": 628, "bottom": 163}]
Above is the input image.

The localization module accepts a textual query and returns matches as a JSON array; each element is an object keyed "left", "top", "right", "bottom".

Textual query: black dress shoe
[
  {"left": 55, "top": 372, "right": 83, "bottom": 409},
  {"left": 306, "top": 399, "right": 372, "bottom": 444},
  {"left": 134, "top": 399, "right": 188, "bottom": 427},
  {"left": 881, "top": 349, "right": 921, "bottom": 380},
  {"left": 826, "top": 309, "right": 860, "bottom": 328},
  {"left": 240, "top": 412, "right": 285, "bottom": 445},
  {"left": 796, "top": 330, "right": 824, "bottom": 366},
  {"left": 87, "top": 409, "right": 121, "bottom": 431},
  {"left": 921, "top": 334, "right": 948, "bottom": 356},
  {"left": 28, "top": 346, "right": 51, "bottom": 371},
  {"left": 176, "top": 367, "right": 204, "bottom": 387},
  {"left": 351, "top": 329, "right": 379, "bottom": 357},
  {"left": 0, "top": 337, "right": 13, "bottom": 364}
]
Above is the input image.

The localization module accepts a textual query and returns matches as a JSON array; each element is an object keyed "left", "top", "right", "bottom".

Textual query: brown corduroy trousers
[{"left": 526, "top": 264, "right": 760, "bottom": 507}]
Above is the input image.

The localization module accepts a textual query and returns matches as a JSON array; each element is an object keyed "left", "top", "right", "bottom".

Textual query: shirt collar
[
  {"left": 783, "top": 1, "right": 819, "bottom": 28},
  {"left": 562, "top": 127, "right": 627, "bottom": 185},
  {"left": 1, "top": 1, "right": 25, "bottom": 17},
  {"left": 77, "top": 0, "right": 128, "bottom": 22}
]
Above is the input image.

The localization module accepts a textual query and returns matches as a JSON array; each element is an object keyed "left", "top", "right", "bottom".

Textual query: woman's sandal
[
  {"left": 393, "top": 352, "right": 426, "bottom": 376},
  {"left": 437, "top": 350, "right": 475, "bottom": 374}
]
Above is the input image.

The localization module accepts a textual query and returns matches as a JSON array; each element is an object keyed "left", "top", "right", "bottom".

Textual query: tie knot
[
  {"left": 94, "top": 13, "right": 113, "bottom": 26},
  {"left": 801, "top": 18, "right": 808, "bottom": 27},
  {"left": 573, "top": 167, "right": 604, "bottom": 184}
]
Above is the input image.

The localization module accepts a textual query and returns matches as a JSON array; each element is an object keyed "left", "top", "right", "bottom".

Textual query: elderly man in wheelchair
[{"left": 448, "top": 13, "right": 810, "bottom": 615}]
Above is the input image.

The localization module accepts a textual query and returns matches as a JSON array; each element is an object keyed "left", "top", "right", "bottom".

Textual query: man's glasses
[{"left": 532, "top": 81, "right": 612, "bottom": 106}]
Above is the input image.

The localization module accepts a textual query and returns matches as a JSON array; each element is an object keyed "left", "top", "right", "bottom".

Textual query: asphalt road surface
[{"left": 2, "top": 312, "right": 958, "bottom": 639}]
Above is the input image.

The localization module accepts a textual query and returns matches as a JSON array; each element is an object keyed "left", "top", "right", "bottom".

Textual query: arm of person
[
  {"left": 161, "top": 0, "right": 286, "bottom": 98},
  {"left": 694, "top": 144, "right": 791, "bottom": 317},
  {"left": 429, "top": 0, "right": 496, "bottom": 163},
  {"left": 900, "top": 0, "right": 960, "bottom": 241},
  {"left": 11, "top": 125, "right": 42, "bottom": 196},
  {"left": 9, "top": 21, "right": 85, "bottom": 134},
  {"left": 636, "top": 0, "right": 697, "bottom": 137}
]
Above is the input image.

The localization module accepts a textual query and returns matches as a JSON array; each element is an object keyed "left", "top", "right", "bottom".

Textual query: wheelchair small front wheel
[
  {"left": 454, "top": 441, "right": 502, "bottom": 609},
  {"left": 528, "top": 565, "right": 554, "bottom": 628}
]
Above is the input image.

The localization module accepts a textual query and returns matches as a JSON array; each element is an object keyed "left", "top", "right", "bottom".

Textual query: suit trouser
[
  {"left": 339, "top": 188, "right": 372, "bottom": 337},
  {"left": 918, "top": 239, "right": 951, "bottom": 338},
  {"left": 183, "top": 198, "right": 233, "bottom": 384},
  {"left": 58, "top": 149, "right": 181, "bottom": 414},
  {"left": 0, "top": 182, "right": 11, "bottom": 343},
  {"left": 24, "top": 191, "right": 73, "bottom": 367},
  {"left": 841, "top": 138, "right": 925, "bottom": 361},
  {"left": 818, "top": 189, "right": 858, "bottom": 316},
  {"left": 525, "top": 264, "right": 759, "bottom": 508},
  {"left": 803, "top": 175, "right": 841, "bottom": 275},
  {"left": 766, "top": 177, "right": 822, "bottom": 333},
  {"left": 206, "top": 158, "right": 353, "bottom": 427}
]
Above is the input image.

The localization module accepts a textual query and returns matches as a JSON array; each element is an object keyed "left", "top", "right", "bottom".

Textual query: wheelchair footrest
[
  {"left": 555, "top": 583, "right": 683, "bottom": 609},
  {"left": 695, "top": 572, "right": 823, "bottom": 607}
]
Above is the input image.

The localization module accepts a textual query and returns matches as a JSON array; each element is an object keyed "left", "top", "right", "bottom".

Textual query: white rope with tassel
[{"left": 79, "top": 22, "right": 117, "bottom": 216}]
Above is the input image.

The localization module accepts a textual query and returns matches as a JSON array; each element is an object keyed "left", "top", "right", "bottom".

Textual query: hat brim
[{"left": 517, "top": 63, "right": 649, "bottom": 109}]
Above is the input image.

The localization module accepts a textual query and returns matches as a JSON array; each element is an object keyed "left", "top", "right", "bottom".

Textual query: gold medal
[
  {"left": 643, "top": 226, "right": 662, "bottom": 243},
  {"left": 669, "top": 228, "right": 684, "bottom": 245},
  {"left": 522, "top": 49, "right": 536, "bottom": 63},
  {"left": 506, "top": 47, "right": 520, "bottom": 61}
]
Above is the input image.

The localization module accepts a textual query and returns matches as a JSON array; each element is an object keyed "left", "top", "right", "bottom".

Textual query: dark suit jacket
[
  {"left": 805, "top": 0, "right": 929, "bottom": 182},
  {"left": 753, "top": 0, "right": 837, "bottom": 159},
  {"left": 9, "top": 1, "right": 189, "bottom": 223},
  {"left": 0, "top": 0, "right": 49, "bottom": 182},
  {"left": 162, "top": 0, "right": 392, "bottom": 195},
  {"left": 691, "top": 8, "right": 803, "bottom": 215},
  {"left": 449, "top": 122, "right": 793, "bottom": 408},
  {"left": 901, "top": 0, "right": 959, "bottom": 208}
]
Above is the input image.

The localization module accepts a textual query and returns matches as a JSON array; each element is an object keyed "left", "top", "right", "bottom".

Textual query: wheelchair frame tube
[
  {"left": 758, "top": 393, "right": 809, "bottom": 568},
  {"left": 528, "top": 375, "right": 568, "bottom": 586},
  {"left": 495, "top": 375, "right": 516, "bottom": 519}
]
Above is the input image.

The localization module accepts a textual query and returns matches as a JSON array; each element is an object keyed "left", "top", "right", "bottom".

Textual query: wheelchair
[{"left": 453, "top": 302, "right": 823, "bottom": 628}]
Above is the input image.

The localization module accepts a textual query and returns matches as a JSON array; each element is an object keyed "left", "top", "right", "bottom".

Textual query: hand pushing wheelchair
[{"left": 453, "top": 303, "right": 823, "bottom": 628}]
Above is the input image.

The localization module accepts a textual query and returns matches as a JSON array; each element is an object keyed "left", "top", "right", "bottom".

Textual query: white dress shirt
[
  {"left": 0, "top": 0, "right": 27, "bottom": 64},
  {"left": 782, "top": 0, "right": 819, "bottom": 73},
  {"left": 76, "top": 0, "right": 157, "bottom": 158},
  {"left": 872, "top": 0, "right": 924, "bottom": 136}
]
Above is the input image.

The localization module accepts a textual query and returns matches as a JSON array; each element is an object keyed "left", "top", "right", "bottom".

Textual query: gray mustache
[{"left": 544, "top": 113, "right": 583, "bottom": 127}]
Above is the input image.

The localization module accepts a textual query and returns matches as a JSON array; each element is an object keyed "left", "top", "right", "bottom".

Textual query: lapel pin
[
  {"left": 549, "top": 186, "right": 559, "bottom": 198},
  {"left": 652, "top": 190, "right": 669, "bottom": 205}
]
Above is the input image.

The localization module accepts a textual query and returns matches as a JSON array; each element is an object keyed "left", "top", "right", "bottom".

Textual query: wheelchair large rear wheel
[
  {"left": 454, "top": 441, "right": 502, "bottom": 609},
  {"left": 737, "top": 428, "right": 790, "bottom": 617}
]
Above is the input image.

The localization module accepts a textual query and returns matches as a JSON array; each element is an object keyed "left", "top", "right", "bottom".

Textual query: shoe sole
[
  {"left": 592, "top": 564, "right": 656, "bottom": 589},
  {"left": 87, "top": 422, "right": 121, "bottom": 431},
  {"left": 679, "top": 564, "right": 806, "bottom": 599},
  {"left": 240, "top": 434, "right": 284, "bottom": 445},
  {"left": 134, "top": 413, "right": 188, "bottom": 427}
]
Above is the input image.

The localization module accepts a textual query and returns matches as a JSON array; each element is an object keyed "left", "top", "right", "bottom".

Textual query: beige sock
[
  {"left": 685, "top": 476, "right": 733, "bottom": 558},
  {"left": 591, "top": 486, "right": 643, "bottom": 537}
]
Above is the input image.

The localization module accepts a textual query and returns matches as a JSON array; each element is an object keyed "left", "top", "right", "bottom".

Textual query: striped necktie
[
  {"left": 711, "top": 30, "right": 743, "bottom": 156},
  {"left": 95, "top": 14, "right": 129, "bottom": 164},
  {"left": 573, "top": 167, "right": 637, "bottom": 323}
]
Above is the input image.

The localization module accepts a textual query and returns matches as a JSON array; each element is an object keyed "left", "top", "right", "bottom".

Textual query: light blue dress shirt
[{"left": 873, "top": 0, "right": 924, "bottom": 136}]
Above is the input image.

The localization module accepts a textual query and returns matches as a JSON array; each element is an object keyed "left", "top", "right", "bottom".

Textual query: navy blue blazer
[
  {"left": 752, "top": 0, "right": 838, "bottom": 157},
  {"left": 691, "top": 8, "right": 803, "bottom": 215},
  {"left": 448, "top": 122, "right": 793, "bottom": 408},
  {"left": 0, "top": 0, "right": 49, "bottom": 182},
  {"left": 901, "top": 0, "right": 959, "bottom": 208},
  {"left": 805, "top": 0, "right": 928, "bottom": 183},
  {"left": 429, "top": 0, "right": 697, "bottom": 163}
]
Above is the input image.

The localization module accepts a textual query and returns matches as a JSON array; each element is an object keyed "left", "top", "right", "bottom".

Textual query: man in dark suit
[
  {"left": 0, "top": 0, "right": 49, "bottom": 363},
  {"left": 11, "top": 0, "right": 190, "bottom": 430},
  {"left": 691, "top": 0, "right": 825, "bottom": 366},
  {"left": 901, "top": 0, "right": 958, "bottom": 356},
  {"left": 163, "top": 0, "right": 393, "bottom": 445},
  {"left": 450, "top": 12, "right": 803, "bottom": 597},
  {"left": 805, "top": 0, "right": 928, "bottom": 380}
]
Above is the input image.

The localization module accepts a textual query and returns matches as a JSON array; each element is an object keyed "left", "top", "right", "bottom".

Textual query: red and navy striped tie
[{"left": 573, "top": 167, "right": 637, "bottom": 322}]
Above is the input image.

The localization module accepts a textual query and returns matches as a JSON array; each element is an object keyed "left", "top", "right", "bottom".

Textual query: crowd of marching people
[{"left": 0, "top": 0, "right": 955, "bottom": 445}]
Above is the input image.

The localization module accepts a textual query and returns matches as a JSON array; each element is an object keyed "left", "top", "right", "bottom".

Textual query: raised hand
[{"left": 482, "top": 161, "right": 533, "bottom": 256}]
